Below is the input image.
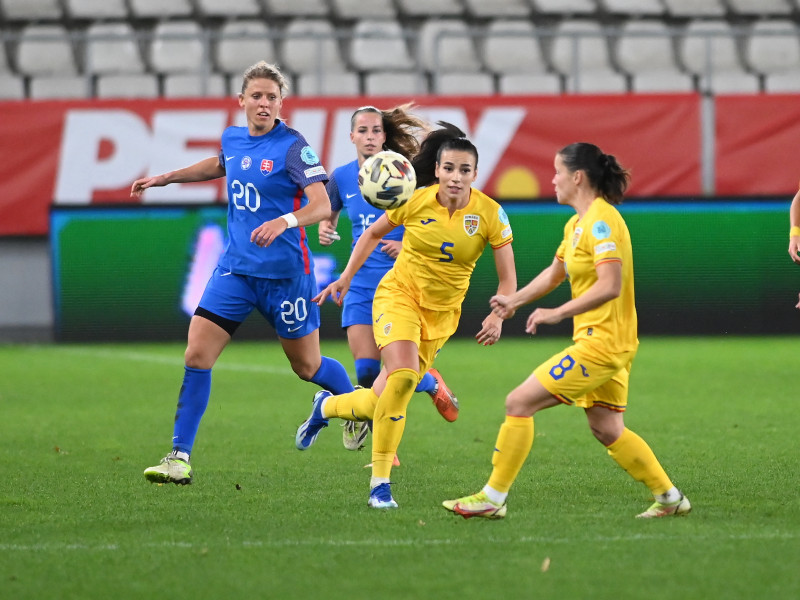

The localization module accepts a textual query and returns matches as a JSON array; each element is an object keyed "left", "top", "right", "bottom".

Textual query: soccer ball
[{"left": 357, "top": 150, "right": 417, "bottom": 210}]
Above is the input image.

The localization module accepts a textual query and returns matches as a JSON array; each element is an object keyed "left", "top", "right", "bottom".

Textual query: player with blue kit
[{"left": 131, "top": 61, "right": 354, "bottom": 485}]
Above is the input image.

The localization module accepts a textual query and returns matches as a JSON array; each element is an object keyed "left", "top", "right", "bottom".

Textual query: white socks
[
  {"left": 482, "top": 485, "right": 508, "bottom": 506},
  {"left": 655, "top": 486, "right": 682, "bottom": 504},
  {"left": 370, "top": 477, "right": 390, "bottom": 490}
]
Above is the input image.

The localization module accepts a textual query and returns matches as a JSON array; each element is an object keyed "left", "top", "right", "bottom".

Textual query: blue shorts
[
  {"left": 198, "top": 267, "right": 320, "bottom": 339},
  {"left": 341, "top": 284, "right": 377, "bottom": 328}
]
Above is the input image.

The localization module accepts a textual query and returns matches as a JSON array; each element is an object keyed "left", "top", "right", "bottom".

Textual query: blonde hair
[{"left": 241, "top": 61, "right": 289, "bottom": 97}]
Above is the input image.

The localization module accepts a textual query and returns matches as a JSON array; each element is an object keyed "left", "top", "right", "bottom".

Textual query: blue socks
[
  {"left": 310, "top": 356, "right": 355, "bottom": 395},
  {"left": 354, "top": 359, "right": 434, "bottom": 393},
  {"left": 171, "top": 358, "right": 352, "bottom": 456},
  {"left": 172, "top": 366, "right": 211, "bottom": 455},
  {"left": 415, "top": 371, "right": 435, "bottom": 394},
  {"left": 355, "top": 358, "right": 381, "bottom": 388}
]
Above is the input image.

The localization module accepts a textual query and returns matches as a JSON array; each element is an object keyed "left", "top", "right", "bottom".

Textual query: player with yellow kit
[
  {"left": 444, "top": 142, "right": 691, "bottom": 520},
  {"left": 295, "top": 123, "right": 517, "bottom": 510}
]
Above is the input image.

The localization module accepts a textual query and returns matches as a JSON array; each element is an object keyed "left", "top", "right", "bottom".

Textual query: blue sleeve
[
  {"left": 326, "top": 175, "right": 343, "bottom": 212},
  {"left": 286, "top": 138, "right": 328, "bottom": 189}
]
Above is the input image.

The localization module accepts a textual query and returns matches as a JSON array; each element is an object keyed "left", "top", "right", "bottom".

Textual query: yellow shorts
[
  {"left": 533, "top": 342, "right": 637, "bottom": 412},
  {"left": 372, "top": 284, "right": 459, "bottom": 374}
]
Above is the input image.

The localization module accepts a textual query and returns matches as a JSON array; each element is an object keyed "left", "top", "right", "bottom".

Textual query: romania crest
[
  {"left": 463, "top": 214, "right": 480, "bottom": 236},
  {"left": 572, "top": 226, "right": 583, "bottom": 248}
]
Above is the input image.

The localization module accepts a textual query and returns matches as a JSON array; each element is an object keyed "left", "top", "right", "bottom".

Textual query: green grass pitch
[{"left": 1, "top": 336, "right": 798, "bottom": 599}]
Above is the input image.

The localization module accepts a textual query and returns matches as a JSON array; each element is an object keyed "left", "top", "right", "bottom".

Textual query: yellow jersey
[
  {"left": 383, "top": 184, "right": 513, "bottom": 310},
  {"left": 556, "top": 198, "right": 638, "bottom": 356}
]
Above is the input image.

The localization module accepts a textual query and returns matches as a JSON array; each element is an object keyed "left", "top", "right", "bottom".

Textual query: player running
[
  {"left": 132, "top": 61, "right": 354, "bottom": 485},
  {"left": 296, "top": 123, "right": 517, "bottom": 509},
  {"left": 320, "top": 105, "right": 459, "bottom": 455},
  {"left": 443, "top": 142, "right": 691, "bottom": 519}
]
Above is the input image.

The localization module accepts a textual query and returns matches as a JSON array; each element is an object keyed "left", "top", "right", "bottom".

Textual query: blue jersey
[
  {"left": 327, "top": 159, "right": 404, "bottom": 289},
  {"left": 217, "top": 120, "right": 328, "bottom": 279}
]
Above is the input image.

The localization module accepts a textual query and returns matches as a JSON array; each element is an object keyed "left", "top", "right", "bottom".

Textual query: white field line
[
  {"left": 1, "top": 530, "right": 797, "bottom": 553},
  {"left": 55, "top": 346, "right": 294, "bottom": 376}
]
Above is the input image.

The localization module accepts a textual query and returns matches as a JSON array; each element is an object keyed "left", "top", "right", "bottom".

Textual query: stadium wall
[
  {"left": 2, "top": 94, "right": 800, "bottom": 341},
  {"left": 43, "top": 200, "right": 798, "bottom": 343},
  {"left": 3, "top": 94, "right": 800, "bottom": 238},
  {"left": 0, "top": 238, "right": 53, "bottom": 342}
]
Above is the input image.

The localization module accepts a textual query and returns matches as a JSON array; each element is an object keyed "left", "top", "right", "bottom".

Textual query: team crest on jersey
[
  {"left": 240, "top": 156, "right": 252, "bottom": 170},
  {"left": 572, "top": 226, "right": 583, "bottom": 248},
  {"left": 463, "top": 214, "right": 480, "bottom": 236},
  {"left": 260, "top": 159, "right": 273, "bottom": 175},
  {"left": 300, "top": 146, "right": 320, "bottom": 165}
]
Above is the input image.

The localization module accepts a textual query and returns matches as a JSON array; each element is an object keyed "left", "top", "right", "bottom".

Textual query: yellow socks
[
  {"left": 606, "top": 428, "right": 673, "bottom": 495},
  {"left": 487, "top": 415, "right": 534, "bottom": 494},
  {"left": 371, "top": 368, "right": 418, "bottom": 479},
  {"left": 321, "top": 387, "right": 379, "bottom": 421},
  {"left": 481, "top": 421, "right": 673, "bottom": 501}
]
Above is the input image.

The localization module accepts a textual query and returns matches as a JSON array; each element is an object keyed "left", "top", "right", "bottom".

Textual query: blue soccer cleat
[
  {"left": 295, "top": 390, "right": 331, "bottom": 450},
  {"left": 368, "top": 482, "right": 398, "bottom": 509}
]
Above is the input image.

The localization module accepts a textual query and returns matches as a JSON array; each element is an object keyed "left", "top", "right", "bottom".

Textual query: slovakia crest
[
  {"left": 463, "top": 214, "right": 480, "bottom": 236},
  {"left": 260, "top": 159, "right": 273, "bottom": 175}
]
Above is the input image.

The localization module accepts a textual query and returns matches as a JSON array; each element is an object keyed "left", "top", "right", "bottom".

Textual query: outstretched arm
[
  {"left": 490, "top": 255, "right": 565, "bottom": 321},
  {"left": 130, "top": 157, "right": 224, "bottom": 197}
]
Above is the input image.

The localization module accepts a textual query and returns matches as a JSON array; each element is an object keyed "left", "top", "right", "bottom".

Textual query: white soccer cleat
[
  {"left": 143, "top": 452, "right": 193, "bottom": 485},
  {"left": 636, "top": 494, "right": 692, "bottom": 518},
  {"left": 443, "top": 491, "right": 506, "bottom": 519},
  {"left": 342, "top": 420, "right": 370, "bottom": 451}
]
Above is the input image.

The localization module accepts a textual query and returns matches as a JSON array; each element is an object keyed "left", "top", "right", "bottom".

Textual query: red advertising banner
[
  {"left": 0, "top": 94, "right": 702, "bottom": 236},
  {"left": 715, "top": 94, "right": 800, "bottom": 196}
]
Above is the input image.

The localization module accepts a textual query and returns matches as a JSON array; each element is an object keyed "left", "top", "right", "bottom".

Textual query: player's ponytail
[
  {"left": 381, "top": 103, "right": 428, "bottom": 160},
  {"left": 350, "top": 104, "right": 428, "bottom": 164},
  {"left": 413, "top": 122, "right": 478, "bottom": 188},
  {"left": 559, "top": 142, "right": 630, "bottom": 205}
]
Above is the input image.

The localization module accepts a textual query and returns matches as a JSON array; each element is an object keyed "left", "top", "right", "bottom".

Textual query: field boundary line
[
  {"left": 2, "top": 530, "right": 797, "bottom": 553},
  {"left": 55, "top": 346, "right": 294, "bottom": 375}
]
